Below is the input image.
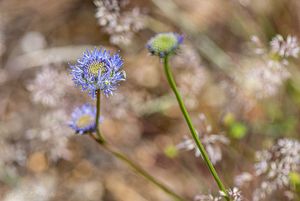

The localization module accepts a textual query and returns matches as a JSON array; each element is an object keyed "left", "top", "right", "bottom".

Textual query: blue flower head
[
  {"left": 146, "top": 32, "right": 183, "bottom": 58},
  {"left": 69, "top": 104, "right": 102, "bottom": 135},
  {"left": 69, "top": 48, "right": 126, "bottom": 97}
]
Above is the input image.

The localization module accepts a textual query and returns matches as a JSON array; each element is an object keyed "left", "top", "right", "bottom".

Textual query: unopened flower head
[
  {"left": 69, "top": 104, "right": 101, "bottom": 135},
  {"left": 69, "top": 48, "right": 126, "bottom": 97},
  {"left": 147, "top": 32, "right": 183, "bottom": 58}
]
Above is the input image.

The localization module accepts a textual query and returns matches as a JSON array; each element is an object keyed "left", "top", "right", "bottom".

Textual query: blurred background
[{"left": 0, "top": 0, "right": 300, "bottom": 200}]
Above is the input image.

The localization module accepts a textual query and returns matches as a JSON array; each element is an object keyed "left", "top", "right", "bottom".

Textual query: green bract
[{"left": 147, "top": 32, "right": 183, "bottom": 58}]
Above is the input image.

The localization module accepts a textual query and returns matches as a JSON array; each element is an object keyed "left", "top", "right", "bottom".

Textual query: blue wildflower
[
  {"left": 146, "top": 32, "right": 183, "bottom": 58},
  {"left": 69, "top": 104, "right": 102, "bottom": 135},
  {"left": 69, "top": 48, "right": 126, "bottom": 97}
]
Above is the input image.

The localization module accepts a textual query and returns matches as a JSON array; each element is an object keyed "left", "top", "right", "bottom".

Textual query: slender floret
[
  {"left": 146, "top": 32, "right": 183, "bottom": 58},
  {"left": 69, "top": 48, "right": 126, "bottom": 97},
  {"left": 252, "top": 138, "right": 300, "bottom": 201},
  {"left": 69, "top": 104, "right": 101, "bottom": 135},
  {"left": 176, "top": 114, "right": 229, "bottom": 165},
  {"left": 194, "top": 187, "right": 243, "bottom": 201}
]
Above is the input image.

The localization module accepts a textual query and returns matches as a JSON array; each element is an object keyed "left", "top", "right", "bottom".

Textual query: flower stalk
[
  {"left": 69, "top": 47, "right": 186, "bottom": 201},
  {"left": 92, "top": 89, "right": 186, "bottom": 201},
  {"left": 95, "top": 89, "right": 105, "bottom": 143},
  {"left": 89, "top": 134, "right": 186, "bottom": 201},
  {"left": 163, "top": 55, "right": 230, "bottom": 201}
]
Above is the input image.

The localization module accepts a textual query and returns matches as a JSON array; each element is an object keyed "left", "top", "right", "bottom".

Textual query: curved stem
[
  {"left": 163, "top": 55, "right": 229, "bottom": 201},
  {"left": 95, "top": 89, "right": 105, "bottom": 144},
  {"left": 89, "top": 134, "right": 186, "bottom": 201},
  {"left": 92, "top": 89, "right": 184, "bottom": 200}
]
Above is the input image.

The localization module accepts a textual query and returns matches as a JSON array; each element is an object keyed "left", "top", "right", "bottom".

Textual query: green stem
[
  {"left": 163, "top": 55, "right": 229, "bottom": 201},
  {"left": 92, "top": 89, "right": 184, "bottom": 200},
  {"left": 89, "top": 134, "right": 186, "bottom": 201},
  {"left": 95, "top": 89, "right": 105, "bottom": 144}
]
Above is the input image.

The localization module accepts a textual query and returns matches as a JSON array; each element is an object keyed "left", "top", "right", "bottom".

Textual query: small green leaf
[
  {"left": 223, "top": 113, "right": 235, "bottom": 126},
  {"left": 229, "top": 122, "right": 247, "bottom": 139},
  {"left": 289, "top": 172, "right": 300, "bottom": 187},
  {"left": 164, "top": 145, "right": 178, "bottom": 158}
]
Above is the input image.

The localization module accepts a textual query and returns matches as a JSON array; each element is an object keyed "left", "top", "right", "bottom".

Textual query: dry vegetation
[{"left": 0, "top": 0, "right": 300, "bottom": 201}]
